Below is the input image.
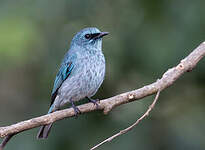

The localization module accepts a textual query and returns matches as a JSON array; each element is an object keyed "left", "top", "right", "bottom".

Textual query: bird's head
[{"left": 70, "top": 27, "right": 109, "bottom": 50}]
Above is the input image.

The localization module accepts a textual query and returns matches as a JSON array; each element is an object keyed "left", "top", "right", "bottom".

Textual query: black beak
[{"left": 97, "top": 32, "right": 109, "bottom": 38}]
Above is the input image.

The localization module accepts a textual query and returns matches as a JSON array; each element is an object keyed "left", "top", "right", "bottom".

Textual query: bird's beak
[{"left": 98, "top": 32, "right": 109, "bottom": 38}]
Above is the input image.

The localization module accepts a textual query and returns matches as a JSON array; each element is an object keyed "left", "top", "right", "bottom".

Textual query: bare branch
[
  {"left": 0, "top": 42, "right": 205, "bottom": 149},
  {"left": 0, "top": 134, "right": 15, "bottom": 150},
  {"left": 90, "top": 90, "right": 161, "bottom": 150}
]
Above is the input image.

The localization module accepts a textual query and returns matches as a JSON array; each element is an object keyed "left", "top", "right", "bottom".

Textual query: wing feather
[{"left": 50, "top": 62, "right": 74, "bottom": 106}]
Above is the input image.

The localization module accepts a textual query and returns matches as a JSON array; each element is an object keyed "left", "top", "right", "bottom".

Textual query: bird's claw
[
  {"left": 72, "top": 105, "right": 81, "bottom": 118},
  {"left": 72, "top": 105, "right": 81, "bottom": 116},
  {"left": 87, "top": 97, "right": 100, "bottom": 109},
  {"left": 70, "top": 99, "right": 81, "bottom": 118}
]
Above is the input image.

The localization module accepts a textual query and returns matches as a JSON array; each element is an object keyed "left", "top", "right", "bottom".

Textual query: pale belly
[{"left": 56, "top": 55, "right": 105, "bottom": 107}]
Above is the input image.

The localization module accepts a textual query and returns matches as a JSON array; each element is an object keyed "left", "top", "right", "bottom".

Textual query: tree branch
[
  {"left": 90, "top": 90, "right": 161, "bottom": 150},
  {"left": 0, "top": 42, "right": 205, "bottom": 149},
  {"left": 0, "top": 134, "right": 15, "bottom": 150}
]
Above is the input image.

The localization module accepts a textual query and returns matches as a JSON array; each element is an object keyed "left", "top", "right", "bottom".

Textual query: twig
[
  {"left": 0, "top": 42, "right": 205, "bottom": 149},
  {"left": 90, "top": 90, "right": 161, "bottom": 150},
  {"left": 0, "top": 134, "right": 15, "bottom": 150}
]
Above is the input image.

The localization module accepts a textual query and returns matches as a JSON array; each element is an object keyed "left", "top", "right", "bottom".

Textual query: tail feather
[
  {"left": 37, "top": 123, "right": 53, "bottom": 139},
  {"left": 37, "top": 104, "right": 56, "bottom": 139}
]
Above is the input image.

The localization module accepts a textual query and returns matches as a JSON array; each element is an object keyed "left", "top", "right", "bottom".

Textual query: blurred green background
[{"left": 1, "top": 0, "right": 205, "bottom": 150}]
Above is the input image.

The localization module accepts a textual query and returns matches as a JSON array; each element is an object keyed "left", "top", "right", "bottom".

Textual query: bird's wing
[{"left": 50, "top": 59, "right": 74, "bottom": 106}]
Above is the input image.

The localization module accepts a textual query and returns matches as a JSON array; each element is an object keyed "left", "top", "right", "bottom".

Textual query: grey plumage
[{"left": 37, "top": 27, "right": 108, "bottom": 139}]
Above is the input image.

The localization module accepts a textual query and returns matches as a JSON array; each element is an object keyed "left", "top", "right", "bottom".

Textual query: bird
[{"left": 37, "top": 27, "right": 108, "bottom": 139}]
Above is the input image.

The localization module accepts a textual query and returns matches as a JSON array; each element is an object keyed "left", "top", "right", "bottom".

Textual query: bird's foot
[
  {"left": 72, "top": 105, "right": 81, "bottom": 116},
  {"left": 70, "top": 100, "right": 81, "bottom": 117},
  {"left": 86, "top": 97, "right": 100, "bottom": 109}
]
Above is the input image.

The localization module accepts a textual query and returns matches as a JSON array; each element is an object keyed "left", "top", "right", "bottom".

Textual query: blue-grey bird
[{"left": 37, "top": 27, "right": 108, "bottom": 139}]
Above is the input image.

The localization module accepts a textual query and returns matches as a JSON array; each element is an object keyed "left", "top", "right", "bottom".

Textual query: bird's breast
[
  {"left": 58, "top": 51, "right": 105, "bottom": 104},
  {"left": 77, "top": 51, "right": 105, "bottom": 96}
]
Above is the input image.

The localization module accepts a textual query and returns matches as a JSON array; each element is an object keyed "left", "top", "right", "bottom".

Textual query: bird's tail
[
  {"left": 37, "top": 123, "right": 53, "bottom": 139},
  {"left": 37, "top": 105, "right": 55, "bottom": 139}
]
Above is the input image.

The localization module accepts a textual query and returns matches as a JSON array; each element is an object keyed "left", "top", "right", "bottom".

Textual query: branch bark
[
  {"left": 0, "top": 134, "right": 15, "bottom": 150},
  {"left": 0, "top": 42, "right": 205, "bottom": 149}
]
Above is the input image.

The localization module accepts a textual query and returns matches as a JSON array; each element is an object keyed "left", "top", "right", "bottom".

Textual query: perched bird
[{"left": 37, "top": 27, "right": 108, "bottom": 139}]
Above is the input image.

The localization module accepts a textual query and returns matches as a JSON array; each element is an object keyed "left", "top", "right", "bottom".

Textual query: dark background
[{"left": 0, "top": 0, "right": 205, "bottom": 150}]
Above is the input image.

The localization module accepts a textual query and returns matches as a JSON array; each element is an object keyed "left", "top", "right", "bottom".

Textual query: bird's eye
[{"left": 85, "top": 34, "right": 91, "bottom": 39}]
